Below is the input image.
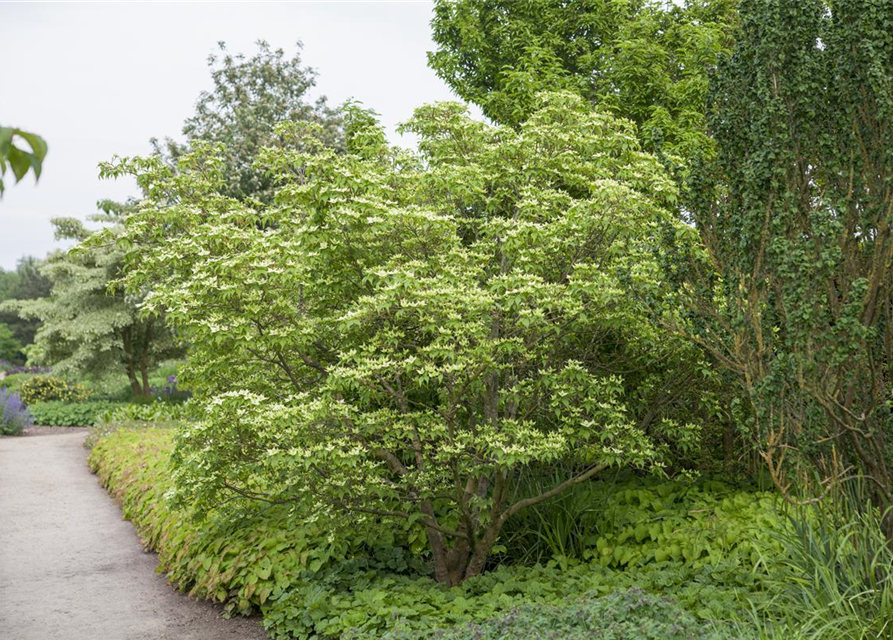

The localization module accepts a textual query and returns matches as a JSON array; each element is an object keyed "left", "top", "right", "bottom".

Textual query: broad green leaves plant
[
  {"left": 88, "top": 428, "right": 424, "bottom": 616},
  {"left": 0, "top": 125, "right": 47, "bottom": 196},
  {"left": 107, "top": 92, "right": 706, "bottom": 584},
  {"left": 89, "top": 427, "right": 779, "bottom": 639},
  {"left": 29, "top": 399, "right": 120, "bottom": 427}
]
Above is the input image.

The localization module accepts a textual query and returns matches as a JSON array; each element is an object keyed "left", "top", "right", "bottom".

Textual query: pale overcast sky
[{"left": 0, "top": 1, "right": 475, "bottom": 270}]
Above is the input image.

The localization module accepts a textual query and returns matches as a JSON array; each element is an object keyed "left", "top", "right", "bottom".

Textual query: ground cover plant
[
  {"left": 88, "top": 425, "right": 785, "bottom": 639},
  {"left": 376, "top": 589, "right": 740, "bottom": 640},
  {"left": 28, "top": 399, "right": 119, "bottom": 427},
  {"left": 88, "top": 428, "right": 429, "bottom": 616}
]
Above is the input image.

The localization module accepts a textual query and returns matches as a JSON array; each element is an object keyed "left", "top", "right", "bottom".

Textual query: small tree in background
[
  {"left": 683, "top": 0, "right": 893, "bottom": 534},
  {"left": 152, "top": 40, "right": 343, "bottom": 203},
  {"left": 0, "top": 324, "right": 22, "bottom": 363},
  {"left": 2, "top": 201, "right": 183, "bottom": 396},
  {"left": 107, "top": 93, "right": 704, "bottom": 585}
]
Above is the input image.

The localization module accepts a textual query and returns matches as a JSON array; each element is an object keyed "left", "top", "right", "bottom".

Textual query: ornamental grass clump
[{"left": 0, "top": 388, "right": 32, "bottom": 435}]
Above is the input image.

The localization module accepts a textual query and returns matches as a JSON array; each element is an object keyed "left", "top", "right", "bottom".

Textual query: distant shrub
[
  {"left": 0, "top": 363, "right": 50, "bottom": 376},
  {"left": 0, "top": 388, "right": 32, "bottom": 435},
  {"left": 19, "top": 375, "right": 90, "bottom": 405},
  {"left": 29, "top": 400, "right": 119, "bottom": 427}
]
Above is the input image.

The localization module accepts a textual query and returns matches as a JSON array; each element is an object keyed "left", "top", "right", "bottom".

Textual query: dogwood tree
[{"left": 106, "top": 93, "right": 701, "bottom": 585}]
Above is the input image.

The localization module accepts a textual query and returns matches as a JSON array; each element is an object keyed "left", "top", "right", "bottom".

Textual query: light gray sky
[{"left": 0, "top": 1, "right": 474, "bottom": 270}]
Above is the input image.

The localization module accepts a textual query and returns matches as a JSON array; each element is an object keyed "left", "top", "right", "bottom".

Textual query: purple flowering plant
[
  {"left": 1, "top": 388, "right": 32, "bottom": 436},
  {"left": 0, "top": 363, "right": 51, "bottom": 376}
]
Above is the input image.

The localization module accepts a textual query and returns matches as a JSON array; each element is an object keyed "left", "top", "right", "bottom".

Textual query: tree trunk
[
  {"left": 462, "top": 524, "right": 501, "bottom": 581},
  {"left": 723, "top": 423, "right": 735, "bottom": 467},
  {"left": 122, "top": 327, "right": 143, "bottom": 397},
  {"left": 139, "top": 320, "right": 153, "bottom": 397},
  {"left": 427, "top": 525, "right": 470, "bottom": 587}
]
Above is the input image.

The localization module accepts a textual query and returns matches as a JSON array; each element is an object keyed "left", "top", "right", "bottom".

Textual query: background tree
[
  {"left": 0, "top": 257, "right": 53, "bottom": 364},
  {"left": 2, "top": 202, "right": 183, "bottom": 395},
  {"left": 0, "top": 324, "right": 22, "bottom": 363},
  {"left": 428, "top": 0, "right": 737, "bottom": 163},
  {"left": 108, "top": 93, "right": 706, "bottom": 585},
  {"left": 151, "top": 40, "right": 343, "bottom": 202},
  {"left": 681, "top": 0, "right": 893, "bottom": 534},
  {"left": 0, "top": 125, "right": 47, "bottom": 196}
]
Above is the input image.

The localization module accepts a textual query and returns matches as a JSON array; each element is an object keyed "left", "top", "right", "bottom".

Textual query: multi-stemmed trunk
[{"left": 121, "top": 320, "right": 154, "bottom": 397}]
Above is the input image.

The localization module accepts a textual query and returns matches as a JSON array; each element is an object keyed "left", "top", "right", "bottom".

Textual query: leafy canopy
[
  {"left": 428, "top": 0, "right": 737, "bottom": 163},
  {"left": 107, "top": 92, "right": 702, "bottom": 584}
]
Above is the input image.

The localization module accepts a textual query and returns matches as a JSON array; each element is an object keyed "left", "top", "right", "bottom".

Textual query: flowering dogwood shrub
[{"left": 104, "top": 92, "right": 706, "bottom": 584}]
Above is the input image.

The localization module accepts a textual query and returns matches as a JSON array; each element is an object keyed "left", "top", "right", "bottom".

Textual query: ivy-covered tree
[
  {"left": 151, "top": 40, "right": 343, "bottom": 202},
  {"left": 2, "top": 202, "right": 183, "bottom": 395},
  {"left": 682, "top": 0, "right": 893, "bottom": 534},
  {"left": 428, "top": 0, "right": 737, "bottom": 162},
  {"left": 106, "top": 93, "right": 706, "bottom": 585}
]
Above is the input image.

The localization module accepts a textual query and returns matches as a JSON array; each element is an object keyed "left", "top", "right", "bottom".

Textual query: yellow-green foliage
[
  {"left": 88, "top": 428, "right": 417, "bottom": 616},
  {"left": 588, "top": 481, "right": 784, "bottom": 568},
  {"left": 89, "top": 427, "right": 790, "bottom": 640},
  {"left": 19, "top": 374, "right": 90, "bottom": 405}
]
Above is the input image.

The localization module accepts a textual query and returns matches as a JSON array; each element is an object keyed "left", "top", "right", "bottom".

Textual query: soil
[{"left": 0, "top": 428, "right": 269, "bottom": 640}]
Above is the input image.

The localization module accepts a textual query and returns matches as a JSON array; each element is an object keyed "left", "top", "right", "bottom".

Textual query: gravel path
[{"left": 0, "top": 428, "right": 268, "bottom": 640}]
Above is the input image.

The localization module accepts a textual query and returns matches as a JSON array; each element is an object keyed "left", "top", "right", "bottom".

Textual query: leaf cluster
[{"left": 0, "top": 125, "right": 47, "bottom": 196}]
